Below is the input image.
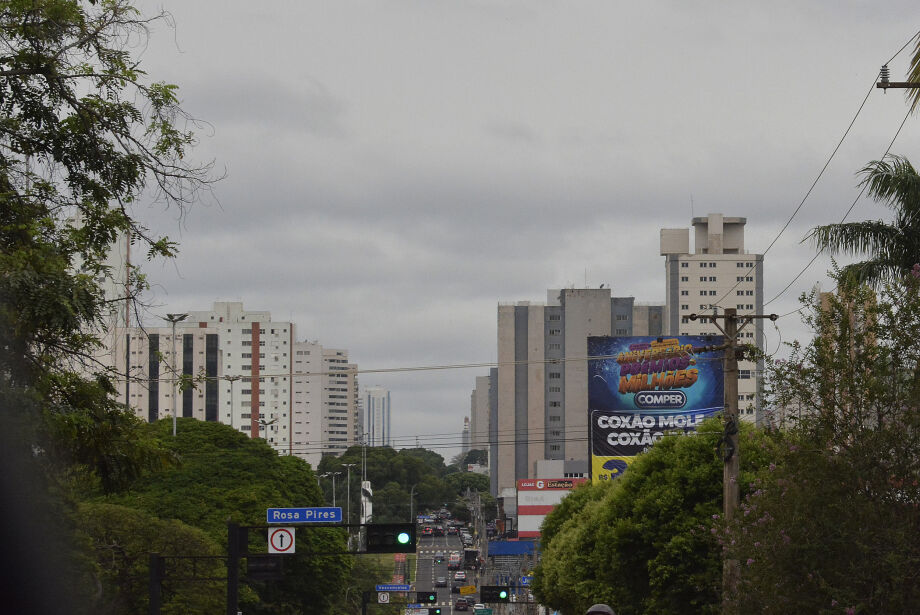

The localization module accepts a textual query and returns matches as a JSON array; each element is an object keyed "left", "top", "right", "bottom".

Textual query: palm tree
[
  {"left": 808, "top": 155, "right": 920, "bottom": 288},
  {"left": 909, "top": 34, "right": 920, "bottom": 112}
]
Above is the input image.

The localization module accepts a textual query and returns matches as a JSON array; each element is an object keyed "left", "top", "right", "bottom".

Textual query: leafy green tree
[
  {"left": 533, "top": 420, "right": 779, "bottom": 615},
  {"left": 101, "top": 419, "right": 351, "bottom": 614},
  {"left": 0, "top": 1, "right": 213, "bottom": 611},
  {"left": 722, "top": 277, "right": 920, "bottom": 614},
  {"left": 808, "top": 155, "right": 920, "bottom": 288},
  {"left": 76, "top": 502, "right": 224, "bottom": 614}
]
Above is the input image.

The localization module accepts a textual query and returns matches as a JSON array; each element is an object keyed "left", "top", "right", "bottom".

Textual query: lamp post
[
  {"left": 322, "top": 472, "right": 342, "bottom": 508},
  {"left": 164, "top": 313, "right": 188, "bottom": 436},
  {"left": 409, "top": 484, "right": 417, "bottom": 524},
  {"left": 225, "top": 375, "right": 241, "bottom": 429},
  {"left": 343, "top": 463, "right": 357, "bottom": 525}
]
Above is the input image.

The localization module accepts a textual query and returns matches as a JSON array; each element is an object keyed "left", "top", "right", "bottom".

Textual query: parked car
[
  {"left": 435, "top": 576, "right": 447, "bottom": 587},
  {"left": 455, "top": 598, "right": 470, "bottom": 611}
]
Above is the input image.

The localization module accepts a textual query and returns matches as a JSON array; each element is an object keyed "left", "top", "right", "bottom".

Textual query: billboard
[{"left": 588, "top": 336, "right": 724, "bottom": 483}]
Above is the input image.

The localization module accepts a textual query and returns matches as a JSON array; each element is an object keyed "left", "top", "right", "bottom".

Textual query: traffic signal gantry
[
  {"left": 365, "top": 522, "right": 417, "bottom": 553},
  {"left": 480, "top": 585, "right": 511, "bottom": 603}
]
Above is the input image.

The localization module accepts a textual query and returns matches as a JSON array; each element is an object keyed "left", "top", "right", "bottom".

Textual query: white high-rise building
[
  {"left": 660, "top": 214, "right": 764, "bottom": 422},
  {"left": 364, "top": 386, "right": 391, "bottom": 447},
  {"left": 108, "top": 302, "right": 360, "bottom": 464},
  {"left": 470, "top": 375, "right": 491, "bottom": 453}
]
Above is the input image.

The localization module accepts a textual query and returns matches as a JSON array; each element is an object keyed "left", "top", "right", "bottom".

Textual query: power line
[
  {"left": 766, "top": 99, "right": 914, "bottom": 308},
  {"left": 713, "top": 30, "right": 919, "bottom": 313}
]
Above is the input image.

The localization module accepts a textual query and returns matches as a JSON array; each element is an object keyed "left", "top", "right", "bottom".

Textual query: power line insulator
[{"left": 880, "top": 64, "right": 890, "bottom": 88}]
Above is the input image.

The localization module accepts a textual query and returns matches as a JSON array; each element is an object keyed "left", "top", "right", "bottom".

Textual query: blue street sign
[
  {"left": 377, "top": 584, "right": 412, "bottom": 592},
  {"left": 521, "top": 576, "right": 533, "bottom": 586},
  {"left": 267, "top": 507, "right": 342, "bottom": 523},
  {"left": 406, "top": 604, "right": 422, "bottom": 608}
]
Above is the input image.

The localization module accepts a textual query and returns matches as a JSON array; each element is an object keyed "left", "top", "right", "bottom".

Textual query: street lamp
[
  {"left": 225, "top": 375, "right": 241, "bottom": 429},
  {"left": 342, "top": 463, "right": 357, "bottom": 525},
  {"left": 164, "top": 313, "right": 188, "bottom": 436},
  {"left": 322, "top": 471, "right": 342, "bottom": 508}
]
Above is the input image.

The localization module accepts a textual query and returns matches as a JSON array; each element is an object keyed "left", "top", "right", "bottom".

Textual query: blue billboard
[
  {"left": 588, "top": 336, "right": 724, "bottom": 483},
  {"left": 588, "top": 335, "right": 724, "bottom": 412}
]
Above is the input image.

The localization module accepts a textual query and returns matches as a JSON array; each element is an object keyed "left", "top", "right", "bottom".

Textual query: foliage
[
  {"left": 318, "top": 446, "right": 490, "bottom": 522},
  {"left": 722, "top": 276, "right": 920, "bottom": 613},
  {"left": 908, "top": 34, "right": 920, "bottom": 112},
  {"left": 100, "top": 419, "right": 351, "bottom": 614},
  {"left": 533, "top": 420, "right": 780, "bottom": 615},
  {"left": 808, "top": 155, "right": 920, "bottom": 288},
  {"left": 0, "top": 2, "right": 215, "bottom": 609},
  {"left": 76, "top": 502, "right": 224, "bottom": 614}
]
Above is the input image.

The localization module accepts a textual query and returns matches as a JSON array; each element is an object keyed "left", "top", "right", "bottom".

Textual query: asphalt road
[{"left": 414, "top": 533, "right": 478, "bottom": 613}]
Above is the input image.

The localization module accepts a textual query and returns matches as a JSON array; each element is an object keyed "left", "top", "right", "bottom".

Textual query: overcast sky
[{"left": 132, "top": 1, "right": 919, "bottom": 461}]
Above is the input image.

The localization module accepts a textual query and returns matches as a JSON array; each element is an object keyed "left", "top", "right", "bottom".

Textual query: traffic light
[
  {"left": 427, "top": 609, "right": 443, "bottom": 615},
  {"left": 415, "top": 591, "right": 438, "bottom": 604},
  {"left": 481, "top": 585, "right": 511, "bottom": 603},
  {"left": 364, "top": 523, "right": 417, "bottom": 553}
]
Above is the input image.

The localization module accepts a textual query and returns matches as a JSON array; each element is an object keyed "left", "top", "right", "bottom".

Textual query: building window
[
  {"left": 681, "top": 262, "right": 688, "bottom": 268},
  {"left": 746, "top": 290, "right": 754, "bottom": 296},
  {"left": 549, "top": 386, "right": 561, "bottom": 393},
  {"left": 615, "top": 314, "right": 628, "bottom": 321},
  {"left": 681, "top": 304, "right": 689, "bottom": 310},
  {"left": 739, "top": 370, "right": 751, "bottom": 379},
  {"left": 737, "top": 276, "right": 745, "bottom": 282},
  {"left": 549, "top": 372, "right": 561, "bottom": 379},
  {"left": 700, "top": 262, "right": 708, "bottom": 268},
  {"left": 737, "top": 291, "right": 744, "bottom": 296},
  {"left": 710, "top": 262, "right": 717, "bottom": 267},
  {"left": 709, "top": 276, "right": 716, "bottom": 281},
  {"left": 737, "top": 262, "right": 744, "bottom": 268},
  {"left": 681, "top": 276, "right": 688, "bottom": 282},
  {"left": 549, "top": 401, "right": 561, "bottom": 407},
  {"left": 549, "top": 328, "right": 561, "bottom": 335},
  {"left": 699, "top": 276, "right": 707, "bottom": 282},
  {"left": 700, "top": 290, "right": 707, "bottom": 296},
  {"left": 550, "top": 445, "right": 560, "bottom": 451},
  {"left": 682, "top": 317, "right": 689, "bottom": 324},
  {"left": 681, "top": 290, "right": 688, "bottom": 296},
  {"left": 549, "top": 415, "right": 561, "bottom": 422},
  {"left": 615, "top": 328, "right": 627, "bottom": 334},
  {"left": 746, "top": 262, "right": 753, "bottom": 268},
  {"left": 709, "top": 291, "right": 717, "bottom": 296},
  {"left": 548, "top": 314, "right": 561, "bottom": 321}
]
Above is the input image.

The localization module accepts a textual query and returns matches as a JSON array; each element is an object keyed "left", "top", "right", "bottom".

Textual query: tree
[
  {"left": 101, "top": 419, "right": 352, "bottom": 615},
  {"left": 533, "top": 420, "right": 780, "bottom": 615},
  {"left": 808, "top": 155, "right": 920, "bottom": 288},
  {"left": 721, "top": 277, "right": 920, "bottom": 613},
  {"left": 908, "top": 33, "right": 920, "bottom": 112},
  {"left": 0, "top": 2, "right": 213, "bottom": 612}
]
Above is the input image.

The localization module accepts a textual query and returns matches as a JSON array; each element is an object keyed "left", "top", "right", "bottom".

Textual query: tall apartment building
[
  {"left": 364, "top": 386, "right": 391, "bottom": 447},
  {"left": 110, "top": 302, "right": 359, "bottom": 465},
  {"left": 116, "top": 324, "right": 222, "bottom": 424},
  {"left": 660, "top": 214, "right": 764, "bottom": 422},
  {"left": 461, "top": 417, "right": 471, "bottom": 454},
  {"left": 470, "top": 374, "right": 491, "bottom": 452},
  {"left": 494, "top": 288, "right": 664, "bottom": 495}
]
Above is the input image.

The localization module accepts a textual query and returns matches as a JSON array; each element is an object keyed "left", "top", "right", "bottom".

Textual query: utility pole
[
  {"left": 690, "top": 307, "right": 777, "bottom": 612},
  {"left": 876, "top": 64, "right": 920, "bottom": 90}
]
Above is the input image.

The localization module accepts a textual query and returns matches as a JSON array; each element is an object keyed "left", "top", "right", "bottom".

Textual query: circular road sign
[{"left": 268, "top": 527, "right": 295, "bottom": 554}]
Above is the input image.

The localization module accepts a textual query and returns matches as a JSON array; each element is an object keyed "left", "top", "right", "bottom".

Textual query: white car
[{"left": 473, "top": 604, "right": 486, "bottom": 610}]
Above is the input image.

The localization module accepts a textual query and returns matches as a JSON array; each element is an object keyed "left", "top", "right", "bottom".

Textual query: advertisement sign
[
  {"left": 588, "top": 336, "right": 724, "bottom": 483},
  {"left": 516, "top": 478, "right": 587, "bottom": 538}
]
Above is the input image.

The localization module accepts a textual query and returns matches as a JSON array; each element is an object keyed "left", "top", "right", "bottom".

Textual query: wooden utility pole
[{"left": 689, "top": 307, "right": 777, "bottom": 612}]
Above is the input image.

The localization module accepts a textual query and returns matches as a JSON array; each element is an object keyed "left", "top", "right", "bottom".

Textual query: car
[
  {"left": 455, "top": 598, "right": 470, "bottom": 611},
  {"left": 435, "top": 576, "right": 447, "bottom": 587},
  {"left": 433, "top": 526, "right": 445, "bottom": 536},
  {"left": 473, "top": 604, "right": 486, "bottom": 610},
  {"left": 454, "top": 571, "right": 467, "bottom": 582},
  {"left": 422, "top": 526, "right": 433, "bottom": 536},
  {"left": 447, "top": 526, "right": 459, "bottom": 535},
  {"left": 451, "top": 584, "right": 460, "bottom": 594}
]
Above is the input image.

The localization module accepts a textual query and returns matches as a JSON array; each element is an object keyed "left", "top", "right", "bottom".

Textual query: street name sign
[
  {"left": 266, "top": 507, "right": 342, "bottom": 523},
  {"left": 460, "top": 585, "right": 477, "bottom": 595},
  {"left": 376, "top": 584, "right": 411, "bottom": 591}
]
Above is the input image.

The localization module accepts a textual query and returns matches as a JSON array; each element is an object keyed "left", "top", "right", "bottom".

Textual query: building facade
[
  {"left": 109, "top": 302, "right": 359, "bottom": 465},
  {"left": 364, "top": 386, "right": 391, "bottom": 447},
  {"left": 493, "top": 288, "right": 665, "bottom": 495},
  {"left": 660, "top": 213, "right": 764, "bottom": 422}
]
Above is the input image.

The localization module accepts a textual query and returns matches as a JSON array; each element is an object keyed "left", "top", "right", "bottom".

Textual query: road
[{"left": 414, "top": 532, "right": 478, "bottom": 613}]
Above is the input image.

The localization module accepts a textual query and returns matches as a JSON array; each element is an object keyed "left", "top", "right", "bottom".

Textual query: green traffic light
[
  {"left": 499, "top": 590, "right": 508, "bottom": 599},
  {"left": 397, "top": 531, "right": 410, "bottom": 544}
]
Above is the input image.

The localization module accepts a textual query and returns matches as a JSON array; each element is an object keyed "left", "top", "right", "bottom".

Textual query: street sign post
[
  {"left": 266, "top": 507, "right": 342, "bottom": 523},
  {"left": 268, "top": 527, "right": 295, "bottom": 554},
  {"left": 376, "top": 584, "right": 412, "bottom": 592},
  {"left": 378, "top": 592, "right": 390, "bottom": 604}
]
